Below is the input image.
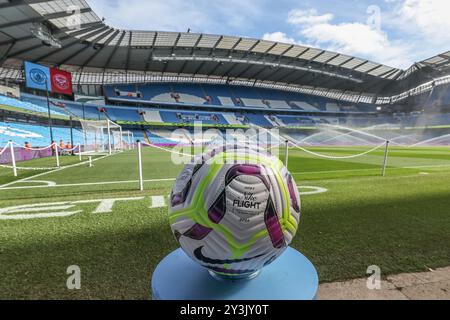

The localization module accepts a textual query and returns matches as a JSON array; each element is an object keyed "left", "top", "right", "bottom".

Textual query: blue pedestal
[{"left": 151, "top": 247, "right": 318, "bottom": 300}]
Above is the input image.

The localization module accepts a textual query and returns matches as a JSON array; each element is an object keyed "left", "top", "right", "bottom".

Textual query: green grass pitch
[{"left": 0, "top": 146, "right": 449, "bottom": 299}]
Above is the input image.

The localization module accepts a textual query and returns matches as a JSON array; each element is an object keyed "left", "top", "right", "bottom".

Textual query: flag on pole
[
  {"left": 24, "top": 61, "right": 73, "bottom": 95},
  {"left": 50, "top": 67, "right": 73, "bottom": 95},
  {"left": 24, "top": 61, "right": 51, "bottom": 91}
]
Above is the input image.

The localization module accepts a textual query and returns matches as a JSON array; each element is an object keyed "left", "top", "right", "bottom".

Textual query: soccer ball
[{"left": 169, "top": 146, "right": 301, "bottom": 278}]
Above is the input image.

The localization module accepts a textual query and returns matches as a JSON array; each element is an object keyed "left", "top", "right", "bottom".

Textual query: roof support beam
[
  {"left": 57, "top": 28, "right": 115, "bottom": 67},
  {"left": 351, "top": 60, "right": 369, "bottom": 71},
  {"left": 322, "top": 53, "right": 340, "bottom": 64},
  {"left": 145, "top": 32, "right": 158, "bottom": 71},
  {"left": 32, "top": 26, "right": 109, "bottom": 63},
  {"left": 180, "top": 34, "right": 203, "bottom": 75},
  {"left": 57, "top": 21, "right": 104, "bottom": 33},
  {"left": 170, "top": 33, "right": 181, "bottom": 56},
  {"left": 56, "top": 44, "right": 90, "bottom": 66},
  {"left": 0, "top": 0, "right": 50, "bottom": 9},
  {"left": 224, "top": 43, "right": 261, "bottom": 78},
  {"left": 278, "top": 44, "right": 294, "bottom": 59},
  {"left": 207, "top": 60, "right": 224, "bottom": 77},
  {"left": 0, "top": 7, "right": 92, "bottom": 29},
  {"left": 377, "top": 68, "right": 397, "bottom": 79},
  {"left": 104, "top": 30, "right": 126, "bottom": 69},
  {"left": 161, "top": 32, "right": 181, "bottom": 75},
  {"left": 364, "top": 65, "right": 383, "bottom": 75},
  {"left": 308, "top": 50, "right": 326, "bottom": 62},
  {"left": 242, "top": 42, "right": 279, "bottom": 79},
  {"left": 234, "top": 63, "right": 257, "bottom": 79},
  {"left": 266, "top": 67, "right": 296, "bottom": 83},
  {"left": 288, "top": 70, "right": 312, "bottom": 85},
  {"left": 125, "top": 31, "right": 133, "bottom": 71},
  {"left": 270, "top": 47, "right": 309, "bottom": 79},
  {"left": 225, "top": 38, "right": 242, "bottom": 59},
  {"left": 0, "top": 40, "right": 16, "bottom": 64},
  {"left": 80, "top": 29, "right": 120, "bottom": 68},
  {"left": 0, "top": 35, "right": 34, "bottom": 47},
  {"left": 192, "top": 35, "right": 222, "bottom": 76},
  {"left": 5, "top": 24, "right": 106, "bottom": 60},
  {"left": 210, "top": 38, "right": 242, "bottom": 78},
  {"left": 221, "top": 61, "right": 239, "bottom": 79},
  {"left": 248, "top": 64, "right": 271, "bottom": 80},
  {"left": 337, "top": 57, "right": 356, "bottom": 67}
]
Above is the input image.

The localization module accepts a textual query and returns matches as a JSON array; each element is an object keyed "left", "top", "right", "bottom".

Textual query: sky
[{"left": 87, "top": 0, "right": 450, "bottom": 70}]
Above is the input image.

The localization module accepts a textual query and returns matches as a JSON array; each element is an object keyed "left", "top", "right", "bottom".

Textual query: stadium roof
[{"left": 0, "top": 0, "right": 449, "bottom": 100}]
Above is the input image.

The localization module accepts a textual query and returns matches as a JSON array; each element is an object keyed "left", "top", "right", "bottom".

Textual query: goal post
[
  {"left": 112, "top": 129, "right": 135, "bottom": 150},
  {"left": 79, "top": 119, "right": 124, "bottom": 155}
]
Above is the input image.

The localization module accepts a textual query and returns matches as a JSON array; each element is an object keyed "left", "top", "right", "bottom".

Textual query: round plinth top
[{"left": 151, "top": 247, "right": 318, "bottom": 300}]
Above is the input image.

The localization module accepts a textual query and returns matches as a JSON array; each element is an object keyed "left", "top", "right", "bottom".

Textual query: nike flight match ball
[{"left": 169, "top": 146, "right": 301, "bottom": 278}]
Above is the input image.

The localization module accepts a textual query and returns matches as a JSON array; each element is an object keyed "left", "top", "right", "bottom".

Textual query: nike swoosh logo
[{"left": 194, "top": 246, "right": 264, "bottom": 265}]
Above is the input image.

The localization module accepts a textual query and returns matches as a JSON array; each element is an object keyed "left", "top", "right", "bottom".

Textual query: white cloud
[
  {"left": 86, "top": 0, "right": 449, "bottom": 69},
  {"left": 262, "top": 32, "right": 297, "bottom": 45},
  {"left": 262, "top": 1, "right": 450, "bottom": 69},
  {"left": 395, "top": 0, "right": 450, "bottom": 45},
  {"left": 284, "top": 8, "right": 413, "bottom": 68},
  {"left": 287, "top": 9, "right": 333, "bottom": 25}
]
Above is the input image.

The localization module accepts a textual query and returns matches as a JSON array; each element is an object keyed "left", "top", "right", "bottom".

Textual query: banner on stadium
[
  {"left": 24, "top": 61, "right": 73, "bottom": 95},
  {"left": 24, "top": 61, "right": 51, "bottom": 91},
  {"left": 50, "top": 68, "right": 73, "bottom": 95}
]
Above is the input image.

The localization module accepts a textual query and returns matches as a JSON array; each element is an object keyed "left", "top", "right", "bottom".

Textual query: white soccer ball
[{"left": 169, "top": 146, "right": 301, "bottom": 277}]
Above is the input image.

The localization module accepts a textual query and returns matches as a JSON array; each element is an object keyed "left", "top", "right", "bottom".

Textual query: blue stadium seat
[
  {"left": 0, "top": 94, "right": 68, "bottom": 117},
  {"left": 244, "top": 114, "right": 272, "bottom": 127},
  {"left": 202, "top": 85, "right": 236, "bottom": 106},
  {"left": 102, "top": 83, "right": 389, "bottom": 114},
  {"left": 172, "top": 84, "right": 210, "bottom": 105},
  {"left": 104, "top": 106, "right": 142, "bottom": 122},
  {"left": 146, "top": 130, "right": 178, "bottom": 145},
  {"left": 159, "top": 110, "right": 228, "bottom": 125},
  {"left": 0, "top": 121, "right": 84, "bottom": 148}
]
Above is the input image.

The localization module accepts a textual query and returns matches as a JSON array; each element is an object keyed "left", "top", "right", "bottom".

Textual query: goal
[{"left": 79, "top": 119, "right": 126, "bottom": 154}]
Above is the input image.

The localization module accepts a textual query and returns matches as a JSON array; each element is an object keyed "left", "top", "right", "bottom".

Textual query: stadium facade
[{"left": 0, "top": 0, "right": 450, "bottom": 148}]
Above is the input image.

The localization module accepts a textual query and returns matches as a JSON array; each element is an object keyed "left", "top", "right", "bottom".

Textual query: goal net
[{"left": 79, "top": 119, "right": 124, "bottom": 154}]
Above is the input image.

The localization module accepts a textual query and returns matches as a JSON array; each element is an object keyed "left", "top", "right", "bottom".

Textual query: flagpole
[
  {"left": 45, "top": 77, "right": 54, "bottom": 144},
  {"left": 70, "top": 115, "right": 74, "bottom": 156}
]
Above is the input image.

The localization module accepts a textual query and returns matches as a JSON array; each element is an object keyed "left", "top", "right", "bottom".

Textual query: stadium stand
[
  {"left": 171, "top": 84, "right": 210, "bottom": 105},
  {"left": 129, "top": 129, "right": 147, "bottom": 143},
  {"left": 146, "top": 130, "right": 179, "bottom": 145},
  {"left": 1, "top": 94, "right": 68, "bottom": 117},
  {"left": 104, "top": 83, "right": 378, "bottom": 113},
  {"left": 3, "top": 90, "right": 450, "bottom": 133},
  {"left": 428, "top": 84, "right": 450, "bottom": 107},
  {"left": 159, "top": 110, "right": 228, "bottom": 125},
  {"left": 201, "top": 85, "right": 237, "bottom": 107},
  {"left": 142, "top": 110, "right": 163, "bottom": 123},
  {"left": 20, "top": 93, "right": 103, "bottom": 120},
  {"left": 244, "top": 114, "right": 273, "bottom": 127},
  {"left": 103, "top": 106, "right": 142, "bottom": 122},
  {"left": 0, "top": 121, "right": 84, "bottom": 147}
]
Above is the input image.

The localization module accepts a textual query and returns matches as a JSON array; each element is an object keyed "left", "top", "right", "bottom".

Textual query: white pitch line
[
  {"left": 402, "top": 164, "right": 450, "bottom": 169},
  {"left": 0, "top": 154, "right": 113, "bottom": 189},
  {"left": 25, "top": 180, "right": 57, "bottom": 186},
  {"left": 292, "top": 168, "right": 381, "bottom": 175},
  {"left": 291, "top": 164, "right": 450, "bottom": 176},
  {"left": 0, "top": 178, "right": 176, "bottom": 191},
  {"left": 2, "top": 162, "right": 450, "bottom": 191}
]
